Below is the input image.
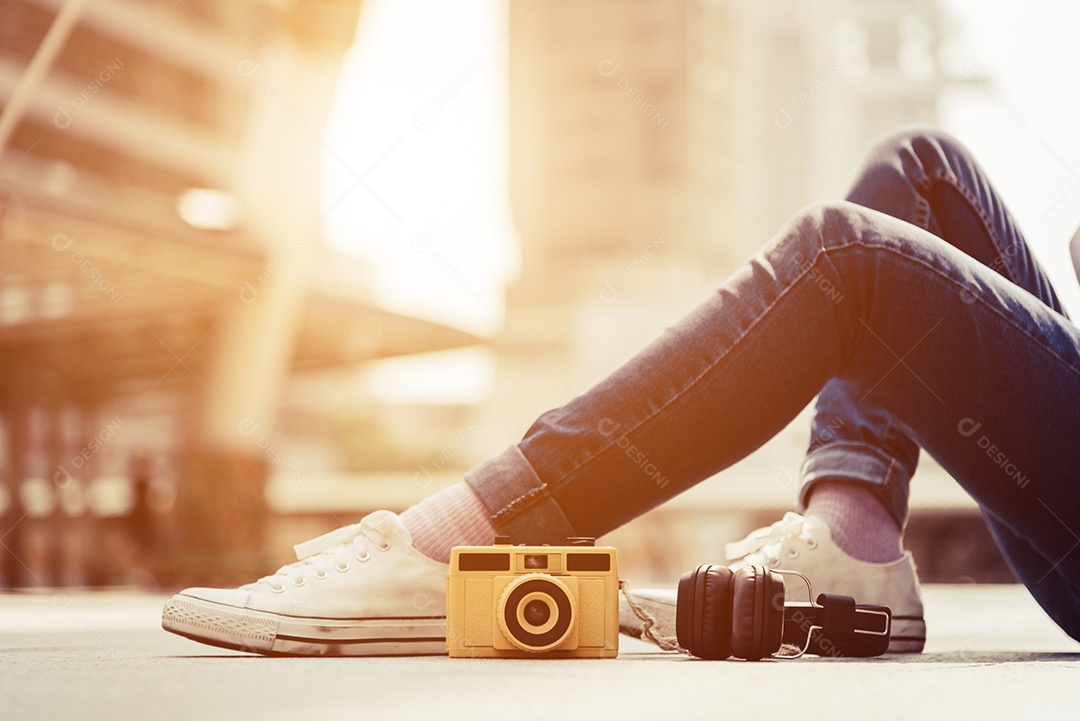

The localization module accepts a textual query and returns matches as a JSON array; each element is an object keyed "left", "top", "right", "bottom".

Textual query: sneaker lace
[
  {"left": 724, "top": 511, "right": 818, "bottom": 566},
  {"left": 250, "top": 516, "right": 395, "bottom": 591}
]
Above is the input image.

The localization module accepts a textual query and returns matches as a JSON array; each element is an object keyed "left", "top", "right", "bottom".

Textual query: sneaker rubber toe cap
[{"left": 176, "top": 587, "right": 252, "bottom": 609}]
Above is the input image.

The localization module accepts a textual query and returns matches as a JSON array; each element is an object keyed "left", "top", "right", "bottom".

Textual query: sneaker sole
[
  {"left": 162, "top": 595, "right": 447, "bottom": 657},
  {"left": 886, "top": 615, "right": 926, "bottom": 654}
]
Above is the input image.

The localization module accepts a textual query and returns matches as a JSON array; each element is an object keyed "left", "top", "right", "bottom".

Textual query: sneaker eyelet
[
  {"left": 767, "top": 557, "right": 780, "bottom": 568},
  {"left": 292, "top": 577, "right": 307, "bottom": 587},
  {"left": 356, "top": 551, "right": 371, "bottom": 562},
  {"left": 376, "top": 542, "right": 391, "bottom": 552},
  {"left": 269, "top": 583, "right": 286, "bottom": 594},
  {"left": 786, "top": 548, "right": 799, "bottom": 559},
  {"left": 313, "top": 569, "right": 328, "bottom": 580},
  {"left": 336, "top": 561, "right": 350, "bottom": 573},
  {"left": 806, "top": 539, "right": 819, "bottom": 550}
]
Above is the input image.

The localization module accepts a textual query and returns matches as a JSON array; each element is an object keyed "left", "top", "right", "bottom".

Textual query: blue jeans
[
  {"left": 466, "top": 128, "right": 1080, "bottom": 641},
  {"left": 801, "top": 126, "right": 1068, "bottom": 528}
]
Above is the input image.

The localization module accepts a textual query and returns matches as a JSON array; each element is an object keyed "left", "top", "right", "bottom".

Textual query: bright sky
[
  {"left": 321, "top": 0, "right": 516, "bottom": 337},
  {"left": 938, "top": 0, "right": 1080, "bottom": 317},
  {"left": 322, "top": 0, "right": 1080, "bottom": 339}
]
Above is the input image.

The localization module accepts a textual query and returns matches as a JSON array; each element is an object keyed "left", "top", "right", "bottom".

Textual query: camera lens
[
  {"left": 523, "top": 599, "right": 550, "bottom": 627},
  {"left": 498, "top": 576, "right": 575, "bottom": 652}
]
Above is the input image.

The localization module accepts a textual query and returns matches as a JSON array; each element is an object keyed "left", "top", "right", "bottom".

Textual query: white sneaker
[
  {"left": 619, "top": 512, "right": 926, "bottom": 653},
  {"left": 725, "top": 512, "right": 926, "bottom": 653},
  {"left": 161, "top": 510, "right": 449, "bottom": 656}
]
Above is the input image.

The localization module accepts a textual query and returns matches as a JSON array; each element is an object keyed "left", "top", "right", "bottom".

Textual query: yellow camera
[{"left": 446, "top": 538, "right": 619, "bottom": 658}]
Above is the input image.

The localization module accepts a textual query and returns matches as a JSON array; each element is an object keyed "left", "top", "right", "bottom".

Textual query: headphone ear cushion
[
  {"left": 676, "top": 564, "right": 734, "bottom": 660},
  {"left": 730, "top": 565, "right": 785, "bottom": 660},
  {"left": 675, "top": 568, "right": 697, "bottom": 650},
  {"left": 698, "top": 565, "right": 735, "bottom": 660},
  {"left": 764, "top": 570, "right": 785, "bottom": 652}
]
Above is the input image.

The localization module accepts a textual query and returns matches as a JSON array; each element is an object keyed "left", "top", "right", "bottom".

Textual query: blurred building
[
  {"left": 0, "top": 0, "right": 475, "bottom": 588},
  {"left": 0, "top": 0, "right": 1008, "bottom": 590},
  {"left": 501, "top": 0, "right": 944, "bottom": 398},
  {"left": 491, "top": 0, "right": 996, "bottom": 583}
]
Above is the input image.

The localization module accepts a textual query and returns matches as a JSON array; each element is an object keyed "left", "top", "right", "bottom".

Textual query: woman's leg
[
  {"left": 467, "top": 201, "right": 1080, "bottom": 639},
  {"left": 804, "top": 126, "right": 1068, "bottom": 529},
  {"left": 982, "top": 508, "right": 1079, "bottom": 642}
]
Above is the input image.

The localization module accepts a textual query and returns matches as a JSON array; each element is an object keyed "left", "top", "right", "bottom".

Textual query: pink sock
[
  {"left": 805, "top": 482, "right": 903, "bottom": 563},
  {"left": 400, "top": 483, "right": 499, "bottom": 564}
]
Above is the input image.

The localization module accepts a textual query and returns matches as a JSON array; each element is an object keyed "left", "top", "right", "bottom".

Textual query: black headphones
[{"left": 675, "top": 564, "right": 892, "bottom": 660}]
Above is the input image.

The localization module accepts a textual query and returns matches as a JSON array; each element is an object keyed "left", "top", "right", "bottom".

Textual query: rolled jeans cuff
[
  {"left": 464, "top": 445, "right": 577, "bottom": 544},
  {"left": 797, "top": 442, "right": 911, "bottom": 528}
]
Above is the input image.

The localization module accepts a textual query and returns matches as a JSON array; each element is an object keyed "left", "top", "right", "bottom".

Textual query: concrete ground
[{"left": 1, "top": 585, "right": 1078, "bottom": 721}]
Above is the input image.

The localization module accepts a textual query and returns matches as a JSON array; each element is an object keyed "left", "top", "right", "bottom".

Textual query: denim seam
[
  {"left": 804, "top": 440, "right": 895, "bottom": 469},
  {"left": 495, "top": 486, "right": 548, "bottom": 523},
  {"left": 799, "top": 446, "right": 907, "bottom": 527},
  {"left": 930, "top": 167, "right": 1019, "bottom": 282},
  {"left": 801, "top": 443, "right": 896, "bottom": 490},
  {"left": 815, "top": 239, "right": 858, "bottom": 361},
  {"left": 827, "top": 238, "right": 1080, "bottom": 381},
  {"left": 914, "top": 196, "right": 932, "bottom": 231},
  {"left": 881, "top": 416, "right": 917, "bottom": 479},
  {"left": 883, "top": 457, "right": 899, "bottom": 496},
  {"left": 542, "top": 235, "right": 856, "bottom": 494},
  {"left": 467, "top": 445, "right": 571, "bottom": 529}
]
